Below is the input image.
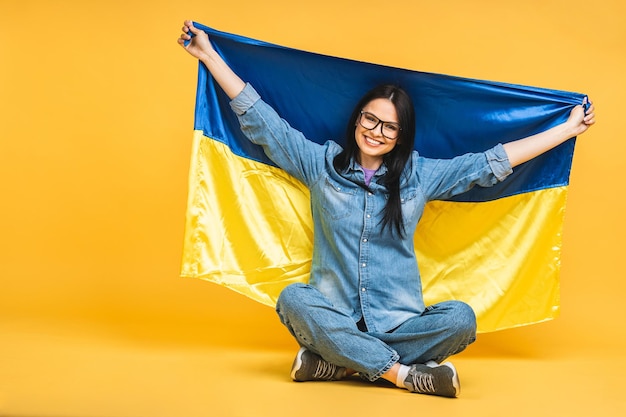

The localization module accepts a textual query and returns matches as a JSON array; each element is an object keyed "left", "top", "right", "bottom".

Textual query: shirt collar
[{"left": 347, "top": 158, "right": 388, "bottom": 176}]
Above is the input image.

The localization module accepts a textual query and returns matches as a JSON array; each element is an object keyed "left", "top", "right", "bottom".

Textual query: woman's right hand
[
  {"left": 177, "top": 20, "right": 245, "bottom": 99},
  {"left": 178, "top": 20, "right": 214, "bottom": 60}
]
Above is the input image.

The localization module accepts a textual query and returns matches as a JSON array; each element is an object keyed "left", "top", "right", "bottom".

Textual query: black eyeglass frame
[{"left": 358, "top": 111, "right": 402, "bottom": 140}]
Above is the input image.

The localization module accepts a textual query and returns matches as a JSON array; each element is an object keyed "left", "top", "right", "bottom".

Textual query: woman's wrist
[{"left": 199, "top": 48, "right": 219, "bottom": 66}]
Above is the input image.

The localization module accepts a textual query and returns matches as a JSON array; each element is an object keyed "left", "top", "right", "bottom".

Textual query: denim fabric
[
  {"left": 276, "top": 284, "right": 476, "bottom": 381},
  {"left": 231, "top": 83, "right": 512, "bottom": 334}
]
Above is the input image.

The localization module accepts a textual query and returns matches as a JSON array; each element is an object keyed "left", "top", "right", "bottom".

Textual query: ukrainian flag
[{"left": 181, "top": 23, "right": 585, "bottom": 332}]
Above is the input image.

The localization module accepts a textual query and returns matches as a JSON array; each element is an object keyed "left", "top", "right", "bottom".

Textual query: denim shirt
[{"left": 230, "top": 84, "right": 513, "bottom": 333}]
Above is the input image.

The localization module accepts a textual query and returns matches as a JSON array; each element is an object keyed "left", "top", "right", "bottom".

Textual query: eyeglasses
[{"left": 358, "top": 111, "right": 402, "bottom": 140}]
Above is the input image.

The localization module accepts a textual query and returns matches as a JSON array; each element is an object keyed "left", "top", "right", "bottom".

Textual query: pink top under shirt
[{"left": 361, "top": 166, "right": 377, "bottom": 186}]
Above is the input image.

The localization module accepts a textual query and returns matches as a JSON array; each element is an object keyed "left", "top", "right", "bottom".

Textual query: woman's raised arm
[{"left": 503, "top": 99, "right": 596, "bottom": 167}]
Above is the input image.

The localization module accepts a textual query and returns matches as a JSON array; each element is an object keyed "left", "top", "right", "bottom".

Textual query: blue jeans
[{"left": 276, "top": 283, "right": 477, "bottom": 381}]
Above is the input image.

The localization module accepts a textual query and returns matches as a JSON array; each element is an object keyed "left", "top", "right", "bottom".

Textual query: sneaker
[
  {"left": 290, "top": 347, "right": 346, "bottom": 382},
  {"left": 404, "top": 362, "right": 460, "bottom": 398}
]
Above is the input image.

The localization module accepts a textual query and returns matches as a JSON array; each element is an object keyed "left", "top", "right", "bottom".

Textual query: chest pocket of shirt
[
  {"left": 400, "top": 188, "right": 420, "bottom": 226},
  {"left": 321, "top": 177, "right": 357, "bottom": 220}
]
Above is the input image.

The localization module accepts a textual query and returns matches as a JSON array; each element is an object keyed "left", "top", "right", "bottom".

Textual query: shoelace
[
  {"left": 410, "top": 371, "right": 436, "bottom": 394},
  {"left": 313, "top": 359, "right": 338, "bottom": 380}
]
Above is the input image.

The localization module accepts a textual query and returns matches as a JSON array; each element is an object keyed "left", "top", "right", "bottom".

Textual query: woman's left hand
[{"left": 567, "top": 98, "right": 596, "bottom": 137}]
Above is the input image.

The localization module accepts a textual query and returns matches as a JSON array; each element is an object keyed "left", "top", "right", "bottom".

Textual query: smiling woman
[
  {"left": 334, "top": 83, "right": 417, "bottom": 237},
  {"left": 177, "top": 18, "right": 594, "bottom": 398}
]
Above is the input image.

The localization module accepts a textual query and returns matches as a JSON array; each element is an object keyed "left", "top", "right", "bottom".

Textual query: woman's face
[{"left": 354, "top": 98, "right": 399, "bottom": 170}]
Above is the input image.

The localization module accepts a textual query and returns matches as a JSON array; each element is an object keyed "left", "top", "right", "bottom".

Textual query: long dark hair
[{"left": 333, "top": 84, "right": 416, "bottom": 237}]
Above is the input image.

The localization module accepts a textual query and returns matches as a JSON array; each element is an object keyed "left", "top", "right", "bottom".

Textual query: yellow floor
[{"left": 1, "top": 316, "right": 625, "bottom": 417}]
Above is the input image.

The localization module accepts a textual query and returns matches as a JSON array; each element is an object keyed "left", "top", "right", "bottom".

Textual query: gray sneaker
[
  {"left": 290, "top": 347, "right": 346, "bottom": 382},
  {"left": 404, "top": 362, "right": 460, "bottom": 398}
]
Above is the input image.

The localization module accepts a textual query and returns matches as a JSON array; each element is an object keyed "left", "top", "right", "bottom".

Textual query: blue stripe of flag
[{"left": 193, "top": 23, "right": 584, "bottom": 202}]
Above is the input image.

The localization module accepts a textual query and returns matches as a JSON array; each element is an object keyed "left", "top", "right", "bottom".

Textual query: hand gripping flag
[{"left": 181, "top": 23, "right": 585, "bottom": 332}]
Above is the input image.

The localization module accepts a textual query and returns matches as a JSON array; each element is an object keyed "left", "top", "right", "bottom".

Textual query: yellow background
[{"left": 1, "top": 0, "right": 624, "bottom": 416}]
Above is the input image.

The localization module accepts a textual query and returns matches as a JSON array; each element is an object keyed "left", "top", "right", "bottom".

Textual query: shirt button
[
  {"left": 366, "top": 214, "right": 371, "bottom": 218},
  {"left": 362, "top": 263, "right": 366, "bottom": 267},
  {"left": 368, "top": 192, "right": 373, "bottom": 196},
  {"left": 363, "top": 238, "right": 368, "bottom": 242},
  {"left": 361, "top": 288, "right": 366, "bottom": 292}
]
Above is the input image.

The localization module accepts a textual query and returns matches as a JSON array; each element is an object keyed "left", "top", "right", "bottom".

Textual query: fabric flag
[{"left": 181, "top": 22, "right": 585, "bottom": 332}]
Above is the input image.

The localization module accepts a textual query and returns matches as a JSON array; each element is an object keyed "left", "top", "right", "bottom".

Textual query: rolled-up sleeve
[
  {"left": 485, "top": 143, "right": 513, "bottom": 182},
  {"left": 416, "top": 144, "right": 513, "bottom": 201},
  {"left": 229, "top": 83, "right": 261, "bottom": 115}
]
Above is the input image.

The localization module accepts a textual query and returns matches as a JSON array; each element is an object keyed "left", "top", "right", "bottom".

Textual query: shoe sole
[{"left": 290, "top": 347, "right": 307, "bottom": 381}]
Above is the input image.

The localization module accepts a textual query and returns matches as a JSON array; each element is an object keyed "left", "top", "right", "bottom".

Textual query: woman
[{"left": 178, "top": 20, "right": 595, "bottom": 398}]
